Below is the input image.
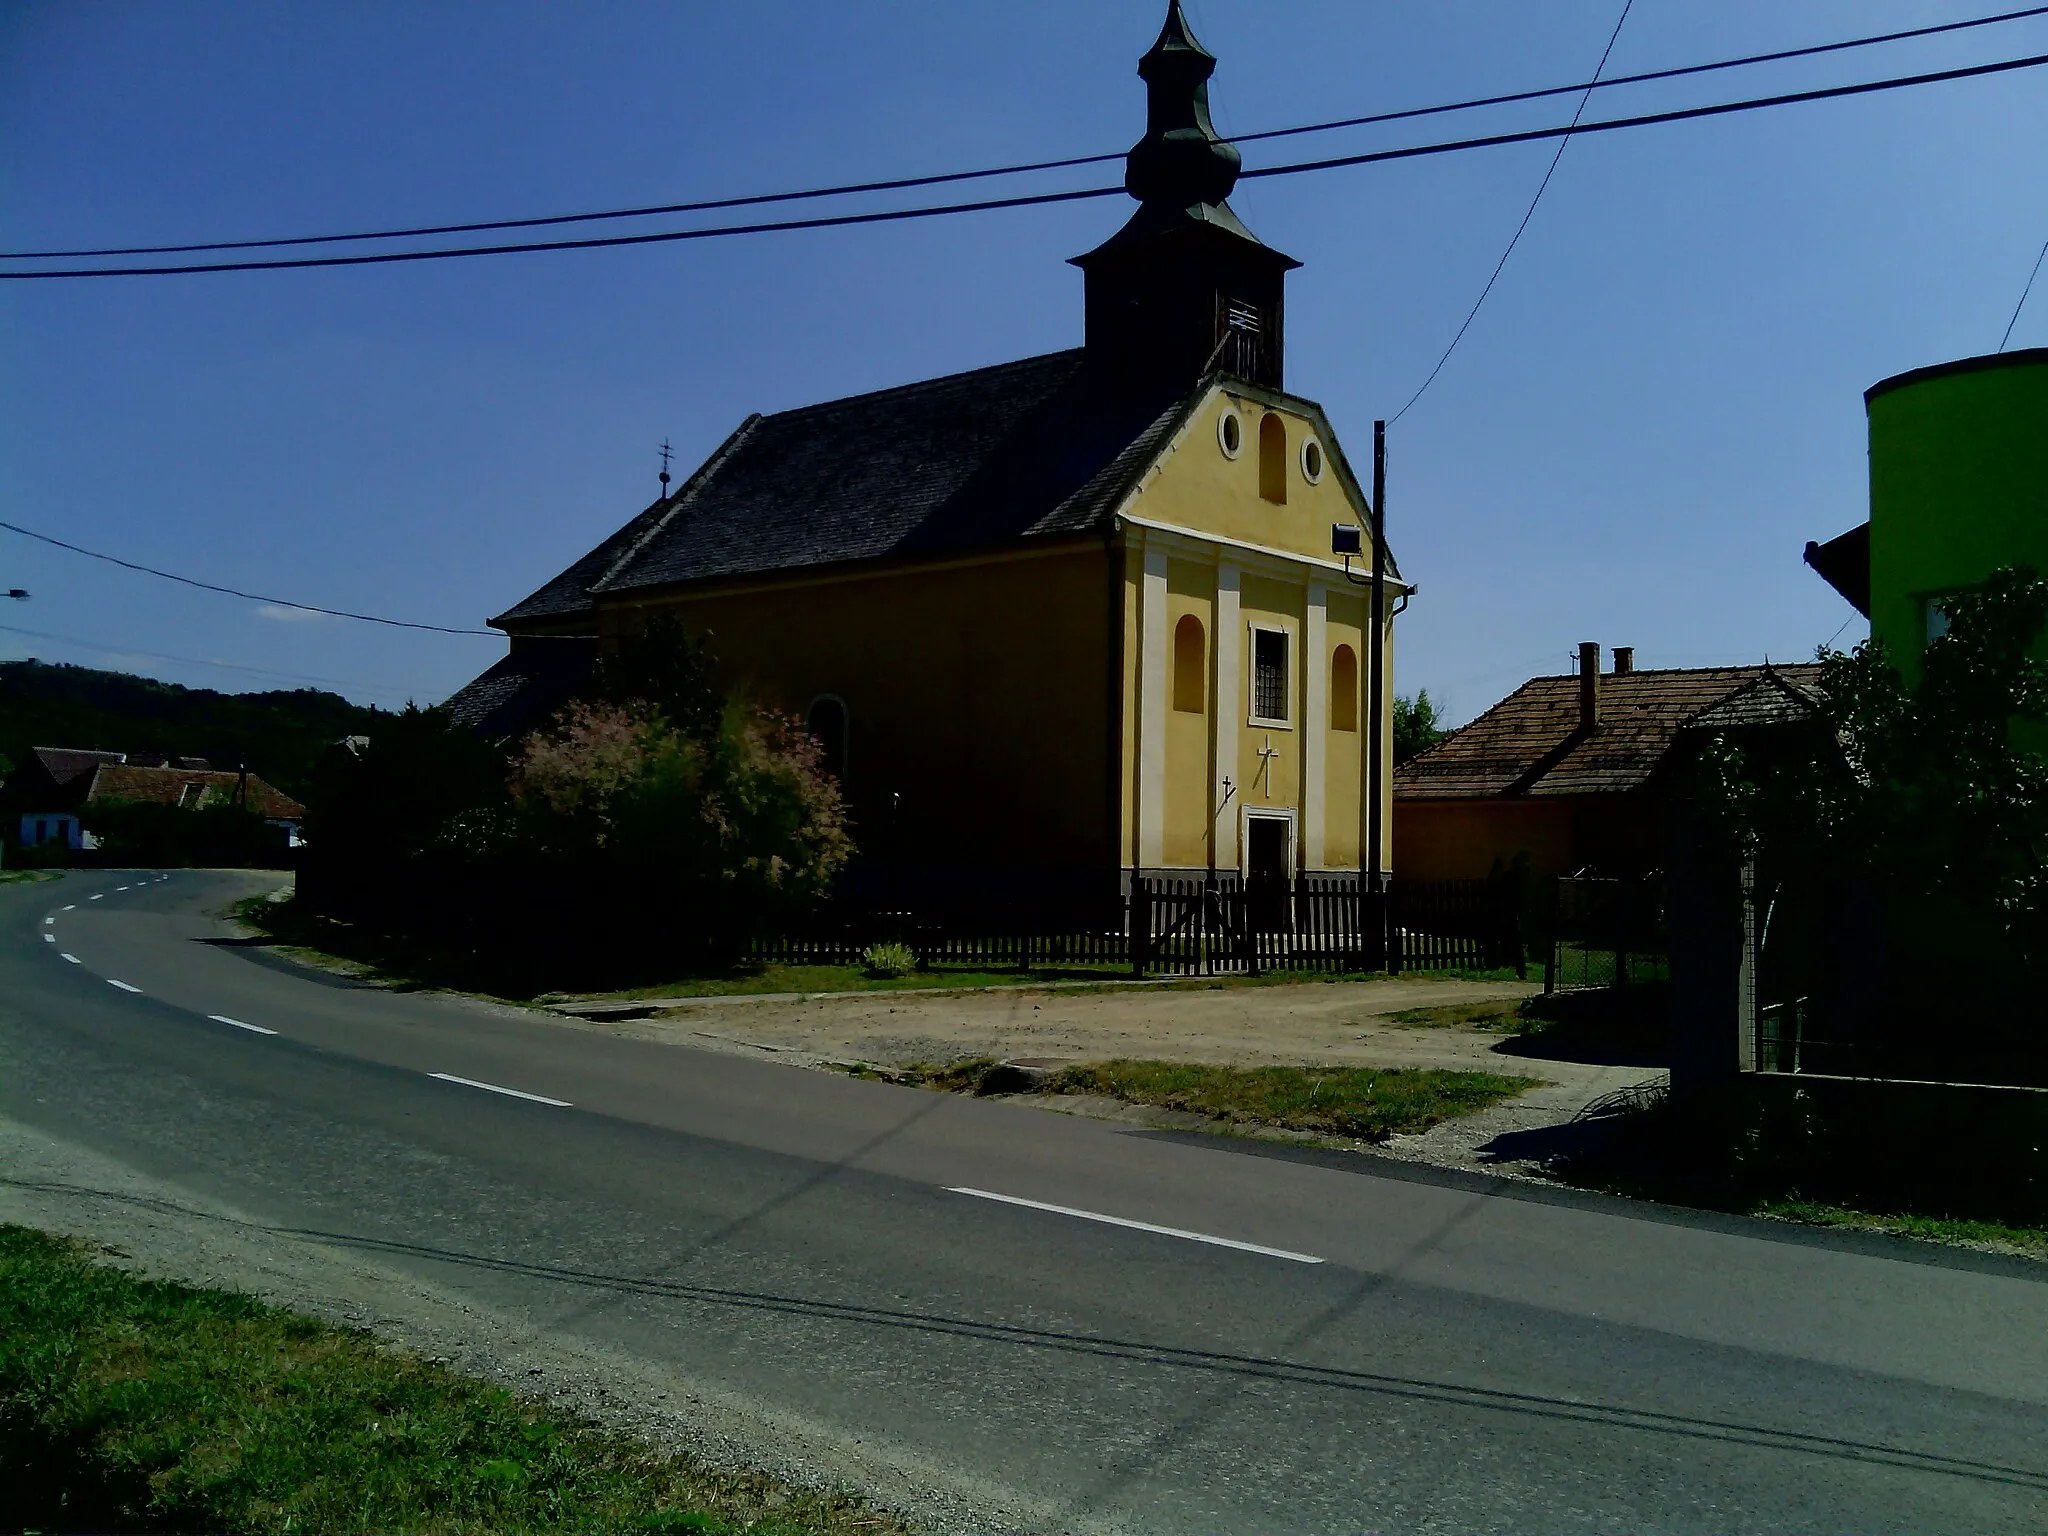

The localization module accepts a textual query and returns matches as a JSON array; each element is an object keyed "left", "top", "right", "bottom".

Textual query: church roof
[
  {"left": 495, "top": 350, "right": 1201, "bottom": 626},
  {"left": 1395, "top": 664, "right": 1824, "bottom": 801}
]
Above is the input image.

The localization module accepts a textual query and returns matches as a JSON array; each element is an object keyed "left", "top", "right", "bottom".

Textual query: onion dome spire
[{"left": 1125, "top": 1, "right": 1242, "bottom": 210}]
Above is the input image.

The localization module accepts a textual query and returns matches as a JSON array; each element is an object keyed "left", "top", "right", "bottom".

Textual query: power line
[
  {"left": 0, "top": 621, "right": 410, "bottom": 696},
  {"left": 7, "top": 4, "right": 2044, "bottom": 263},
  {"left": 1233, "top": 50, "right": 2048, "bottom": 183},
  {"left": 1998, "top": 231, "right": 2048, "bottom": 350},
  {"left": 1390, "top": 0, "right": 1634, "bottom": 425},
  {"left": 8, "top": 49, "right": 2047, "bottom": 282},
  {"left": 0, "top": 519, "right": 497, "bottom": 636}
]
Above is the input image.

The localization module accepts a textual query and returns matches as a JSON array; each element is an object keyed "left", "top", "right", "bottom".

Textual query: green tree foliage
[
  {"left": 1697, "top": 565, "right": 2048, "bottom": 963},
  {"left": 80, "top": 799, "right": 289, "bottom": 868},
  {"left": 307, "top": 705, "right": 514, "bottom": 863},
  {"left": 583, "top": 615, "right": 720, "bottom": 740},
  {"left": 314, "top": 620, "right": 851, "bottom": 899},
  {"left": 1393, "top": 688, "right": 1449, "bottom": 763},
  {"left": 508, "top": 699, "right": 850, "bottom": 897},
  {"left": 0, "top": 660, "right": 384, "bottom": 799}
]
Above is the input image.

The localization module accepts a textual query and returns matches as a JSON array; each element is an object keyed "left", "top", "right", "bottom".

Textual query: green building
[{"left": 1805, "top": 346, "right": 2048, "bottom": 678}]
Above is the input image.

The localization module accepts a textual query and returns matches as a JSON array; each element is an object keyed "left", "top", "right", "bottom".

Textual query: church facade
[{"left": 453, "top": 4, "right": 1403, "bottom": 895}]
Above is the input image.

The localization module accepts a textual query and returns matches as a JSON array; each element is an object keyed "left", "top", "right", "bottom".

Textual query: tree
[
  {"left": 508, "top": 696, "right": 851, "bottom": 897},
  {"left": 1393, "top": 689, "right": 1449, "bottom": 763},
  {"left": 305, "top": 705, "right": 512, "bottom": 861},
  {"left": 1696, "top": 564, "right": 2048, "bottom": 967}
]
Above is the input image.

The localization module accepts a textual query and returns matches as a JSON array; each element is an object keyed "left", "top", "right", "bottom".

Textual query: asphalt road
[{"left": 5, "top": 869, "right": 2047, "bottom": 1534}]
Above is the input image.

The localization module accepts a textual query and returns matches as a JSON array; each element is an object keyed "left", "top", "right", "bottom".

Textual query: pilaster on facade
[
  {"left": 1303, "top": 581, "right": 1328, "bottom": 870},
  {"left": 1212, "top": 561, "right": 1242, "bottom": 873},
  {"left": 1136, "top": 542, "right": 1170, "bottom": 870}
]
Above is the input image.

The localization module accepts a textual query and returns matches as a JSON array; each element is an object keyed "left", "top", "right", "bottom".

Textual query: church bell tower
[{"left": 1072, "top": 1, "right": 1300, "bottom": 398}]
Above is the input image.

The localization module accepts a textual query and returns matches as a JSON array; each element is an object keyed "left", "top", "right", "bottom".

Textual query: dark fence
[
  {"left": 1539, "top": 874, "right": 1668, "bottom": 993},
  {"left": 1741, "top": 877, "right": 2048, "bottom": 1089},
  {"left": 1131, "top": 875, "right": 1523, "bottom": 978},
  {"left": 300, "top": 857, "right": 1526, "bottom": 985}
]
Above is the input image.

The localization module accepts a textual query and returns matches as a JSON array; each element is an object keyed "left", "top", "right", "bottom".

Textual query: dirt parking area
[
  {"left": 555, "top": 976, "right": 1669, "bottom": 1177},
  {"left": 570, "top": 975, "right": 1538, "bottom": 1073}
]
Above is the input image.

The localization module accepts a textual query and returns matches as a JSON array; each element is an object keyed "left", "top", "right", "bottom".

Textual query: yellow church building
[{"left": 452, "top": 3, "right": 1403, "bottom": 902}]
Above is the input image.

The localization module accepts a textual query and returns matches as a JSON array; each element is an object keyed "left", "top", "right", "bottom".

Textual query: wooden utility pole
[{"left": 1367, "top": 420, "right": 1387, "bottom": 897}]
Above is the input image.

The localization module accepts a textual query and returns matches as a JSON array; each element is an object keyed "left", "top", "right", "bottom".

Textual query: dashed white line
[
  {"left": 43, "top": 933, "right": 54, "bottom": 943},
  {"left": 209, "top": 1014, "right": 277, "bottom": 1036},
  {"left": 115, "top": 885, "right": 130, "bottom": 892},
  {"left": 946, "top": 1187, "right": 1325, "bottom": 1264},
  {"left": 43, "top": 916, "right": 54, "bottom": 925},
  {"left": 60, "top": 953, "right": 80, "bottom": 964},
  {"left": 88, "top": 894, "right": 103, "bottom": 900},
  {"left": 106, "top": 979, "right": 143, "bottom": 994},
  {"left": 61, "top": 904, "right": 75, "bottom": 911},
  {"left": 427, "top": 1072, "right": 572, "bottom": 1107}
]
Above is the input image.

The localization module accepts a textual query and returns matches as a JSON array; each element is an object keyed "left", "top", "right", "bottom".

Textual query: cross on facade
[{"left": 1255, "top": 734, "right": 1280, "bottom": 799}]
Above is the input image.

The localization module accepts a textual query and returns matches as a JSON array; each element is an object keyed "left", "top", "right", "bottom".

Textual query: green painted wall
[{"left": 1867, "top": 349, "right": 2048, "bottom": 681}]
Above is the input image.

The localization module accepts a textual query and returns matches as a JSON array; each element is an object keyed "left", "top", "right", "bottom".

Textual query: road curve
[{"left": 4, "top": 869, "right": 2046, "bottom": 1534}]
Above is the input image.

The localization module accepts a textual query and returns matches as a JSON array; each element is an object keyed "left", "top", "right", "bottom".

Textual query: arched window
[
  {"left": 1330, "top": 644, "right": 1359, "bottom": 732},
  {"left": 1172, "top": 615, "right": 1206, "bottom": 713},
  {"left": 806, "top": 695, "right": 848, "bottom": 780},
  {"left": 1259, "top": 413, "right": 1288, "bottom": 504}
]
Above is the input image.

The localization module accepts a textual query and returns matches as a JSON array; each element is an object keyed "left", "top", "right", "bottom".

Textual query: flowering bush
[{"left": 509, "top": 697, "right": 850, "bottom": 898}]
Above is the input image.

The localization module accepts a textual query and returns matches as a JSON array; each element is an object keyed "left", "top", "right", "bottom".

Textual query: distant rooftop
[{"left": 1395, "top": 664, "right": 1823, "bottom": 801}]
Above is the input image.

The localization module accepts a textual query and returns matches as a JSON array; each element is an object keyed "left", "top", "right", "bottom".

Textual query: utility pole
[{"left": 1367, "top": 420, "right": 1387, "bottom": 899}]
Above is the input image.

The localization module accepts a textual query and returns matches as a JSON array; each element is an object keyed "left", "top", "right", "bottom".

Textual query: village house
[
  {"left": 1392, "top": 646, "right": 1822, "bottom": 882},
  {"left": 451, "top": 3, "right": 1404, "bottom": 902},
  {"left": 2, "top": 746, "right": 306, "bottom": 851}
]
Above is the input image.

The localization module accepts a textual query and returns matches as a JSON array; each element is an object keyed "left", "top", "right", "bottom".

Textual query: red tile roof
[
  {"left": 1395, "top": 664, "right": 1822, "bottom": 801},
  {"left": 85, "top": 764, "right": 305, "bottom": 820}
]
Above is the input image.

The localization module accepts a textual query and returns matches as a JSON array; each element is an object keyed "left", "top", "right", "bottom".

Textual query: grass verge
[
  {"left": 878, "top": 1057, "right": 1535, "bottom": 1142},
  {"left": 0, "top": 867, "right": 58, "bottom": 884},
  {"left": 1753, "top": 1200, "right": 2048, "bottom": 1258},
  {"left": 0, "top": 1224, "right": 903, "bottom": 1535}
]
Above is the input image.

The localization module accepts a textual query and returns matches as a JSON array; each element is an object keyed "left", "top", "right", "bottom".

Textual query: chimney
[
  {"left": 1612, "top": 646, "right": 1634, "bottom": 676},
  {"left": 1578, "top": 641, "right": 1602, "bottom": 731}
]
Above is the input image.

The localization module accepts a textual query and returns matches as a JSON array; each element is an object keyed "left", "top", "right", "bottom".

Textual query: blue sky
[{"left": 3, "top": 1, "right": 2045, "bottom": 721}]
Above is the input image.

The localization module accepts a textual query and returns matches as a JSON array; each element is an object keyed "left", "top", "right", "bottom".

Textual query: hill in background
[{"left": 0, "top": 661, "right": 389, "bottom": 800}]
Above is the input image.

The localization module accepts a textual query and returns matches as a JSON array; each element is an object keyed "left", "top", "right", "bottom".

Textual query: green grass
[
  {"left": 0, "top": 1224, "right": 904, "bottom": 1535},
  {"left": 1384, "top": 998, "right": 1527, "bottom": 1031},
  {"left": 1754, "top": 1200, "right": 2048, "bottom": 1257},
  {"left": 577, "top": 963, "right": 1133, "bottom": 1002},
  {"left": 0, "top": 867, "right": 59, "bottom": 884},
  {"left": 1044, "top": 1060, "right": 1533, "bottom": 1142}
]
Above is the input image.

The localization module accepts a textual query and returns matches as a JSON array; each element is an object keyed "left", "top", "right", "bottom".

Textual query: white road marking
[
  {"left": 61, "top": 905, "right": 75, "bottom": 911},
  {"left": 210, "top": 1014, "right": 277, "bottom": 1036},
  {"left": 60, "top": 953, "right": 80, "bottom": 964},
  {"left": 107, "top": 979, "right": 143, "bottom": 993},
  {"left": 43, "top": 933, "right": 54, "bottom": 943},
  {"left": 428, "top": 1072, "right": 571, "bottom": 1107},
  {"left": 44, "top": 916, "right": 53, "bottom": 925},
  {"left": 89, "top": 894, "right": 103, "bottom": 900},
  {"left": 946, "top": 1187, "right": 1325, "bottom": 1264}
]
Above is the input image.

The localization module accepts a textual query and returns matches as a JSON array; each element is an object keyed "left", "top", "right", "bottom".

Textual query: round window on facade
[
  {"left": 1300, "top": 437, "right": 1325, "bottom": 484},
  {"left": 1218, "top": 409, "right": 1244, "bottom": 459}
]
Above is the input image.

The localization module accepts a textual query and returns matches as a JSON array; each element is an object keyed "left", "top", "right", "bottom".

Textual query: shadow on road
[{"left": 6, "top": 1174, "right": 2042, "bottom": 1496}]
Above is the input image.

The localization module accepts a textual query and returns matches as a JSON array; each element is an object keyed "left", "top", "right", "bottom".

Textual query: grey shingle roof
[
  {"left": 494, "top": 350, "right": 1199, "bottom": 626},
  {"left": 1395, "top": 664, "right": 1823, "bottom": 801},
  {"left": 440, "top": 643, "right": 595, "bottom": 738}
]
